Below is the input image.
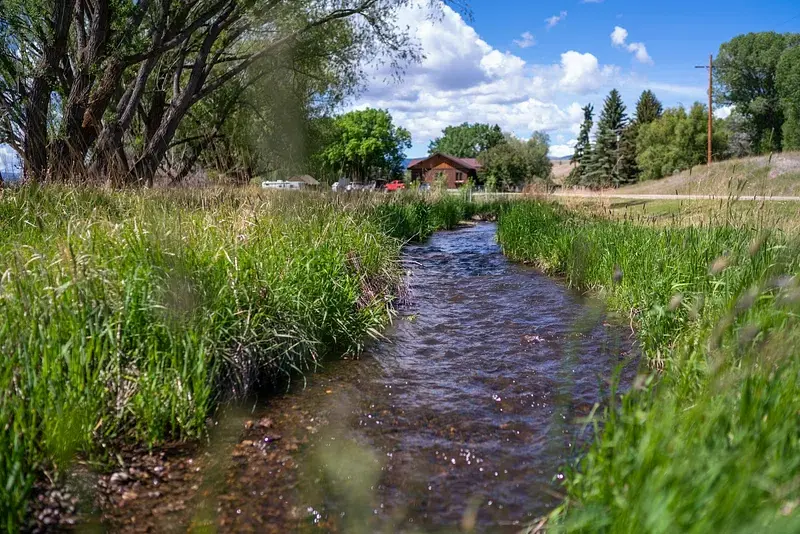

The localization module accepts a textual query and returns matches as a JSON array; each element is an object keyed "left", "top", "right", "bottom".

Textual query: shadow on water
[{"left": 90, "top": 223, "right": 637, "bottom": 533}]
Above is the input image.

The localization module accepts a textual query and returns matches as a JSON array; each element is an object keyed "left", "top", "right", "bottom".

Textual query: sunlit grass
[
  {"left": 554, "top": 196, "right": 800, "bottom": 233},
  {"left": 498, "top": 201, "right": 800, "bottom": 532},
  {"left": 0, "top": 186, "right": 493, "bottom": 530},
  {"left": 612, "top": 151, "right": 800, "bottom": 198}
]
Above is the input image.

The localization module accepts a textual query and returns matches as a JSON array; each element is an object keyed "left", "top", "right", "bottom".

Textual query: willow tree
[{"left": 0, "top": 0, "right": 443, "bottom": 186}]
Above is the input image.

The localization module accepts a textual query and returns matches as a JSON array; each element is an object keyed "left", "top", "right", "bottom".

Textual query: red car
[{"left": 385, "top": 180, "right": 405, "bottom": 192}]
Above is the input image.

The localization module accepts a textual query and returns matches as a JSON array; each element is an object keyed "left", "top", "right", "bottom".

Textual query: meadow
[
  {"left": 497, "top": 201, "right": 800, "bottom": 532},
  {"left": 0, "top": 186, "right": 494, "bottom": 530}
]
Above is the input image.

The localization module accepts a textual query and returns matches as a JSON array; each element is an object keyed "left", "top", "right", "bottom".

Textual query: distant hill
[{"left": 549, "top": 155, "right": 572, "bottom": 161}]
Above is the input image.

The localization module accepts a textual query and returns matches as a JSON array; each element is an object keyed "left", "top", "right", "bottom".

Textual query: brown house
[{"left": 407, "top": 153, "right": 482, "bottom": 189}]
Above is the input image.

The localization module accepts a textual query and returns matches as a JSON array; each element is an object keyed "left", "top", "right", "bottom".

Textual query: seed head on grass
[
  {"left": 708, "top": 255, "right": 730, "bottom": 276},
  {"left": 748, "top": 232, "right": 768, "bottom": 257},
  {"left": 668, "top": 293, "right": 683, "bottom": 312},
  {"left": 689, "top": 294, "right": 706, "bottom": 321}
]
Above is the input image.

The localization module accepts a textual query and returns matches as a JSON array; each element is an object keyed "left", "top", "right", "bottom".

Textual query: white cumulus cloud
[
  {"left": 559, "top": 51, "right": 618, "bottom": 94},
  {"left": 546, "top": 11, "right": 567, "bottom": 29},
  {"left": 714, "top": 105, "right": 734, "bottom": 119},
  {"left": 513, "top": 31, "right": 536, "bottom": 48},
  {"left": 611, "top": 26, "right": 628, "bottom": 47},
  {"left": 550, "top": 139, "right": 577, "bottom": 158},
  {"left": 610, "top": 26, "right": 653, "bottom": 65},
  {"left": 353, "top": 3, "right": 624, "bottom": 153}
]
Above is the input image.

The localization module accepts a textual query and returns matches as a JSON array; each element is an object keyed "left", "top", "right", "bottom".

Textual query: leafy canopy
[
  {"left": 478, "top": 132, "right": 552, "bottom": 191},
  {"left": 636, "top": 103, "right": 728, "bottom": 180},
  {"left": 714, "top": 32, "right": 800, "bottom": 152},
  {"left": 320, "top": 108, "right": 411, "bottom": 181},
  {"left": 428, "top": 123, "right": 505, "bottom": 158},
  {"left": 777, "top": 46, "right": 800, "bottom": 151}
]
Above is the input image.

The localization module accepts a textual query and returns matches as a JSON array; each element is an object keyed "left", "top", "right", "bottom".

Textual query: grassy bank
[
  {"left": 611, "top": 151, "right": 800, "bottom": 198},
  {"left": 498, "top": 202, "right": 800, "bottom": 532},
  {"left": 0, "top": 186, "right": 490, "bottom": 530}
]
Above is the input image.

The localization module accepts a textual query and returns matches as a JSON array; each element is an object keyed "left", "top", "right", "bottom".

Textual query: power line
[{"left": 776, "top": 12, "right": 800, "bottom": 27}]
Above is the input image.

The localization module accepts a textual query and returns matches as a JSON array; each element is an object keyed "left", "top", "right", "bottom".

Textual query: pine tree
[
  {"left": 584, "top": 89, "right": 628, "bottom": 188},
  {"left": 616, "top": 126, "right": 639, "bottom": 185},
  {"left": 566, "top": 104, "right": 593, "bottom": 186},
  {"left": 634, "top": 90, "right": 663, "bottom": 125}
]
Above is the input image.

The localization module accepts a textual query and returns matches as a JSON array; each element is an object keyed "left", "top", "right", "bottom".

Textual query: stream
[{"left": 87, "top": 223, "right": 635, "bottom": 533}]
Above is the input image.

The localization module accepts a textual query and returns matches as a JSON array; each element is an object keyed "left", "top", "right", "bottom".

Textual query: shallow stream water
[{"left": 90, "top": 223, "right": 635, "bottom": 533}]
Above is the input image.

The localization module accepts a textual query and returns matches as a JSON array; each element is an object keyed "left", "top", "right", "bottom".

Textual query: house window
[{"left": 455, "top": 172, "right": 464, "bottom": 184}]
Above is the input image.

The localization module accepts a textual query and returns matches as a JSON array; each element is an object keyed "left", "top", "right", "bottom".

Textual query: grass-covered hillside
[{"left": 615, "top": 152, "right": 800, "bottom": 197}]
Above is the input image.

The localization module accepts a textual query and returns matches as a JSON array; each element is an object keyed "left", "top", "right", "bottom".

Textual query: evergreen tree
[
  {"left": 634, "top": 90, "right": 664, "bottom": 125},
  {"left": 584, "top": 89, "right": 628, "bottom": 188},
  {"left": 616, "top": 126, "right": 639, "bottom": 185},
  {"left": 583, "top": 128, "right": 615, "bottom": 188},
  {"left": 566, "top": 104, "right": 593, "bottom": 186}
]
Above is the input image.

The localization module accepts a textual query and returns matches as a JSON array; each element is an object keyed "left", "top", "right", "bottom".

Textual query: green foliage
[
  {"left": 634, "top": 90, "right": 664, "bottom": 124},
  {"left": 320, "top": 108, "right": 411, "bottom": 182},
  {"left": 582, "top": 90, "right": 628, "bottom": 188},
  {"left": 428, "top": 123, "right": 505, "bottom": 158},
  {"left": 0, "top": 1, "right": 429, "bottom": 184},
  {"left": 637, "top": 103, "right": 728, "bottom": 180},
  {"left": 183, "top": 19, "right": 362, "bottom": 184},
  {"left": 498, "top": 201, "right": 800, "bottom": 533},
  {"left": 567, "top": 104, "right": 594, "bottom": 186},
  {"left": 616, "top": 125, "right": 639, "bottom": 185},
  {"left": 777, "top": 46, "right": 800, "bottom": 151},
  {"left": 715, "top": 32, "right": 800, "bottom": 153},
  {"left": 478, "top": 132, "right": 552, "bottom": 190}
]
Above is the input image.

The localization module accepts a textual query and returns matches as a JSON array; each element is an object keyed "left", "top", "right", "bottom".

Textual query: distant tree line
[{"left": 567, "top": 31, "right": 800, "bottom": 189}]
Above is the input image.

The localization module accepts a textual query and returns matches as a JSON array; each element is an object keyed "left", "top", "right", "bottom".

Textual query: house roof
[
  {"left": 288, "top": 174, "right": 320, "bottom": 185},
  {"left": 406, "top": 153, "right": 482, "bottom": 170}
]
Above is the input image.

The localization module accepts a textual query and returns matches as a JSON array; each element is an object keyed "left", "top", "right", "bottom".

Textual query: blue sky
[{"left": 355, "top": 0, "right": 800, "bottom": 157}]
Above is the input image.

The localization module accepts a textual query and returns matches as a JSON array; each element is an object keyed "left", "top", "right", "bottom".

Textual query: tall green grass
[
  {"left": 0, "top": 186, "right": 492, "bottom": 530},
  {"left": 498, "top": 201, "right": 800, "bottom": 532}
]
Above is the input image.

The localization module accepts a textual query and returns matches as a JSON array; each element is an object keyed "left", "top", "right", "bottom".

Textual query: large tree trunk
[
  {"left": 127, "top": 4, "right": 236, "bottom": 187},
  {"left": 22, "top": 79, "right": 51, "bottom": 182},
  {"left": 21, "top": 0, "right": 76, "bottom": 182}
]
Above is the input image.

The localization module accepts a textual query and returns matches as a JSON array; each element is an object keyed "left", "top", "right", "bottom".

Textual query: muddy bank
[{"left": 41, "top": 223, "right": 635, "bottom": 533}]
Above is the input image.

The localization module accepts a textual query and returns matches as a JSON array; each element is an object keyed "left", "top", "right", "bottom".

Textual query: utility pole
[{"left": 695, "top": 54, "right": 713, "bottom": 166}]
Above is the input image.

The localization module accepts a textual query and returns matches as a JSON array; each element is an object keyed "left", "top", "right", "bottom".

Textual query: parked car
[{"left": 385, "top": 180, "right": 405, "bottom": 192}]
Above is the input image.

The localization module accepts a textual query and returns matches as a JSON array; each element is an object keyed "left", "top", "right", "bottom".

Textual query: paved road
[
  {"left": 468, "top": 191, "right": 800, "bottom": 202},
  {"left": 551, "top": 191, "right": 800, "bottom": 202}
]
